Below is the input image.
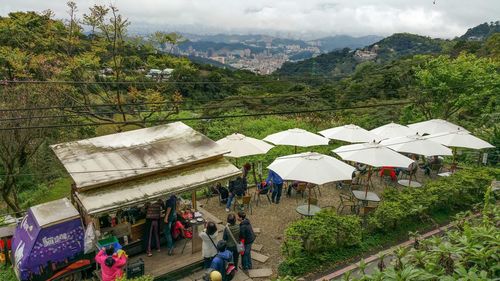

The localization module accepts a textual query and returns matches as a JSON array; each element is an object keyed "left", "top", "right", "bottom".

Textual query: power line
[
  {"left": 0, "top": 91, "right": 324, "bottom": 112},
  {"left": 0, "top": 100, "right": 414, "bottom": 130}
]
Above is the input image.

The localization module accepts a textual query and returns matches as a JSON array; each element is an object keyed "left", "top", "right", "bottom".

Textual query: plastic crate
[
  {"left": 97, "top": 236, "right": 122, "bottom": 252},
  {"left": 127, "top": 258, "right": 144, "bottom": 278}
]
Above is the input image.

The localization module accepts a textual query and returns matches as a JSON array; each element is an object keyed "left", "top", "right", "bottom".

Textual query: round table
[
  {"left": 398, "top": 179, "right": 422, "bottom": 187},
  {"left": 296, "top": 205, "right": 321, "bottom": 217}
]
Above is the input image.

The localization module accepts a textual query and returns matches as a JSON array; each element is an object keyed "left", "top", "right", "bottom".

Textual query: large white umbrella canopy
[
  {"left": 370, "top": 122, "right": 417, "bottom": 140},
  {"left": 216, "top": 133, "right": 275, "bottom": 158},
  {"left": 263, "top": 128, "right": 329, "bottom": 147},
  {"left": 319, "top": 124, "right": 381, "bottom": 143},
  {"left": 425, "top": 130, "right": 494, "bottom": 150},
  {"left": 267, "top": 152, "right": 356, "bottom": 185},
  {"left": 381, "top": 135, "right": 453, "bottom": 157},
  {"left": 408, "top": 119, "right": 469, "bottom": 135},
  {"left": 333, "top": 142, "right": 414, "bottom": 168}
]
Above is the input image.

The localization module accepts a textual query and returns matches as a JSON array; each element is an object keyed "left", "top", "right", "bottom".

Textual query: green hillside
[{"left": 276, "top": 33, "right": 448, "bottom": 77}]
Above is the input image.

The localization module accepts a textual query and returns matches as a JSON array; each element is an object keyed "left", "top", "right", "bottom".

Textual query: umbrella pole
[
  {"left": 365, "top": 167, "right": 373, "bottom": 197},
  {"left": 452, "top": 148, "right": 457, "bottom": 172},
  {"left": 308, "top": 184, "right": 311, "bottom": 213},
  {"left": 252, "top": 162, "right": 258, "bottom": 186}
]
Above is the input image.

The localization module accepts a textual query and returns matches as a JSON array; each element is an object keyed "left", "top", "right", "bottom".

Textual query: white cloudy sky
[{"left": 1, "top": 0, "right": 499, "bottom": 38}]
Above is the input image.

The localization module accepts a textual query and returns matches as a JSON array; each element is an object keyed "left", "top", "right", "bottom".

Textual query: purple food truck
[{"left": 11, "top": 198, "right": 92, "bottom": 281}]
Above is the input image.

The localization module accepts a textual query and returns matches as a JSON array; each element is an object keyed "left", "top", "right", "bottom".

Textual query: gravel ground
[
  {"left": 199, "top": 182, "right": 344, "bottom": 279},
  {"left": 199, "top": 170, "right": 433, "bottom": 279}
]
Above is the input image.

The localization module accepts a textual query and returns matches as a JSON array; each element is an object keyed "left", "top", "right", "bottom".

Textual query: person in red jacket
[{"left": 95, "top": 246, "right": 127, "bottom": 281}]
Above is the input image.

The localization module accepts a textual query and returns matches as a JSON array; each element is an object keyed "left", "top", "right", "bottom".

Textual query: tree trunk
[{"left": 1, "top": 186, "right": 21, "bottom": 214}]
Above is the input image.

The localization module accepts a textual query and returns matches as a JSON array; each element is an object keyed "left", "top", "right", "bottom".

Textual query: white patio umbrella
[
  {"left": 263, "top": 128, "right": 329, "bottom": 153},
  {"left": 370, "top": 122, "right": 417, "bottom": 140},
  {"left": 333, "top": 141, "right": 414, "bottom": 195},
  {"left": 408, "top": 119, "right": 469, "bottom": 135},
  {"left": 319, "top": 124, "right": 381, "bottom": 143},
  {"left": 425, "top": 130, "right": 494, "bottom": 170},
  {"left": 425, "top": 130, "right": 494, "bottom": 150},
  {"left": 268, "top": 152, "right": 355, "bottom": 212},
  {"left": 216, "top": 133, "right": 274, "bottom": 158},
  {"left": 268, "top": 152, "right": 355, "bottom": 185},
  {"left": 380, "top": 135, "right": 453, "bottom": 157}
]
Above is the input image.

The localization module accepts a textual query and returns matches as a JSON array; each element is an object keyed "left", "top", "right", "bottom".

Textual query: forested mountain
[
  {"left": 276, "top": 21, "right": 500, "bottom": 78},
  {"left": 309, "top": 35, "right": 383, "bottom": 52},
  {"left": 460, "top": 21, "right": 500, "bottom": 40},
  {"left": 276, "top": 33, "right": 448, "bottom": 77}
]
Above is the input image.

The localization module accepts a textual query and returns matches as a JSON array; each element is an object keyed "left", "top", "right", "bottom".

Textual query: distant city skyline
[{"left": 1, "top": 0, "right": 499, "bottom": 39}]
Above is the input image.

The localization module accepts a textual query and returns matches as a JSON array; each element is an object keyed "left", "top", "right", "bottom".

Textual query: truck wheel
[{"left": 59, "top": 272, "right": 82, "bottom": 281}]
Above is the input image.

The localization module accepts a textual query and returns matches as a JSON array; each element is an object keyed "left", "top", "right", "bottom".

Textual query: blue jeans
[
  {"left": 164, "top": 221, "right": 173, "bottom": 250},
  {"left": 242, "top": 243, "right": 253, "bottom": 270},
  {"left": 272, "top": 183, "right": 283, "bottom": 203},
  {"left": 226, "top": 193, "right": 236, "bottom": 209}
]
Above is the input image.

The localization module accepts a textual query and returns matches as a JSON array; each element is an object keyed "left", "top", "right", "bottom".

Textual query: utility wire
[
  {"left": 0, "top": 101, "right": 413, "bottom": 130},
  {"left": 0, "top": 91, "right": 324, "bottom": 112}
]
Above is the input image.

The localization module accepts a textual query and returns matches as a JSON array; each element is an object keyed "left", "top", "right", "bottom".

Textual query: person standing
[
  {"left": 237, "top": 211, "right": 255, "bottom": 271},
  {"left": 266, "top": 169, "right": 284, "bottom": 204},
  {"left": 145, "top": 199, "right": 162, "bottom": 256},
  {"left": 241, "top": 163, "right": 251, "bottom": 191},
  {"left": 95, "top": 246, "right": 127, "bottom": 281},
  {"left": 226, "top": 177, "right": 246, "bottom": 212},
  {"left": 164, "top": 194, "right": 177, "bottom": 256},
  {"left": 200, "top": 221, "right": 218, "bottom": 268},
  {"left": 223, "top": 214, "right": 240, "bottom": 268}
]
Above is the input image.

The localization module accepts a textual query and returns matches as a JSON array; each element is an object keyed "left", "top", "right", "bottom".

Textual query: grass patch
[{"left": 19, "top": 177, "right": 71, "bottom": 209}]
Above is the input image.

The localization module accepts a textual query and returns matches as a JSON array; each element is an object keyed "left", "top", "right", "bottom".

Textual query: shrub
[
  {"left": 281, "top": 209, "right": 361, "bottom": 274},
  {"left": 368, "top": 167, "right": 498, "bottom": 231},
  {"left": 351, "top": 198, "right": 500, "bottom": 280}
]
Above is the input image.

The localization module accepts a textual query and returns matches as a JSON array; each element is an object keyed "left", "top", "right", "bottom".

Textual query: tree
[
  {"left": 149, "top": 31, "right": 184, "bottom": 54},
  {"left": 0, "top": 84, "right": 62, "bottom": 213},
  {"left": 412, "top": 53, "right": 500, "bottom": 120}
]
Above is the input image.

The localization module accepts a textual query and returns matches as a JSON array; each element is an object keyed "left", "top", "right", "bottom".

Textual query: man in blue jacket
[{"left": 266, "top": 169, "right": 284, "bottom": 204}]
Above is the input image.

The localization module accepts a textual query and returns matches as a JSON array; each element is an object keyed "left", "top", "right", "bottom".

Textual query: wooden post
[{"left": 192, "top": 190, "right": 197, "bottom": 211}]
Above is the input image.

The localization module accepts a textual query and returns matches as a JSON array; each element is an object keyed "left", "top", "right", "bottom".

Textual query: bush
[
  {"left": 281, "top": 209, "right": 361, "bottom": 275},
  {"left": 0, "top": 268, "right": 17, "bottom": 281},
  {"left": 352, "top": 197, "right": 500, "bottom": 280},
  {"left": 279, "top": 167, "right": 499, "bottom": 277},
  {"left": 368, "top": 167, "right": 498, "bottom": 231}
]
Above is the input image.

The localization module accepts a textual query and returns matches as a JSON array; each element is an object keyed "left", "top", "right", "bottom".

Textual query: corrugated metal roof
[
  {"left": 51, "top": 122, "right": 229, "bottom": 190},
  {"left": 75, "top": 158, "right": 241, "bottom": 215},
  {"left": 30, "top": 198, "right": 80, "bottom": 228}
]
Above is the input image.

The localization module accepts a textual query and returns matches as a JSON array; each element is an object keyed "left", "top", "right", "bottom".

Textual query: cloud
[{"left": 0, "top": 0, "right": 498, "bottom": 38}]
